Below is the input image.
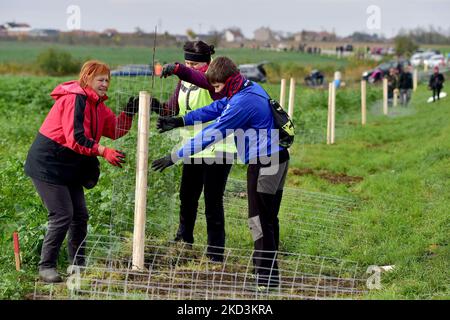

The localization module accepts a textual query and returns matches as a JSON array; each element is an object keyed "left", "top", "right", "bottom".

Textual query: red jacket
[
  {"left": 41, "top": 80, "right": 131, "bottom": 155},
  {"left": 25, "top": 81, "right": 133, "bottom": 185}
]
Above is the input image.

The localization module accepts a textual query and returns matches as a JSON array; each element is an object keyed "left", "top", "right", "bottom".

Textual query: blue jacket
[{"left": 177, "top": 80, "right": 285, "bottom": 164}]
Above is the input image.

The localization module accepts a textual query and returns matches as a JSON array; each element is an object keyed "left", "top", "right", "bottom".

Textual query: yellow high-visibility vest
[{"left": 178, "top": 80, "right": 236, "bottom": 158}]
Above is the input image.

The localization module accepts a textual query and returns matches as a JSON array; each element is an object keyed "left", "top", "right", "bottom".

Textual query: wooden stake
[
  {"left": 327, "top": 83, "right": 332, "bottom": 144},
  {"left": 331, "top": 83, "right": 336, "bottom": 144},
  {"left": 393, "top": 89, "right": 398, "bottom": 107},
  {"left": 132, "top": 91, "right": 150, "bottom": 271},
  {"left": 413, "top": 69, "right": 418, "bottom": 91},
  {"left": 279, "top": 78, "right": 286, "bottom": 108},
  {"left": 288, "top": 78, "right": 296, "bottom": 119},
  {"left": 383, "top": 78, "right": 388, "bottom": 115},
  {"left": 361, "top": 80, "right": 367, "bottom": 125},
  {"left": 13, "top": 232, "right": 21, "bottom": 271}
]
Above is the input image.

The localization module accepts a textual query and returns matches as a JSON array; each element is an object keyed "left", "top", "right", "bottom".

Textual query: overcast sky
[{"left": 1, "top": 0, "right": 449, "bottom": 38}]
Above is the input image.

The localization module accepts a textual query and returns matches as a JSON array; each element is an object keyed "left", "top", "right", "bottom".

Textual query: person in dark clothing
[
  {"left": 24, "top": 60, "right": 138, "bottom": 283},
  {"left": 152, "top": 56, "right": 290, "bottom": 288},
  {"left": 399, "top": 66, "right": 413, "bottom": 106},
  {"left": 429, "top": 66, "right": 445, "bottom": 102},
  {"left": 386, "top": 68, "right": 399, "bottom": 107},
  {"left": 304, "top": 70, "right": 324, "bottom": 87},
  {"left": 152, "top": 41, "right": 235, "bottom": 262}
]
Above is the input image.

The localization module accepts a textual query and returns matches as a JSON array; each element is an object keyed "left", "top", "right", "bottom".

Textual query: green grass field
[
  {"left": 0, "top": 41, "right": 348, "bottom": 67},
  {"left": 0, "top": 72, "right": 448, "bottom": 299}
]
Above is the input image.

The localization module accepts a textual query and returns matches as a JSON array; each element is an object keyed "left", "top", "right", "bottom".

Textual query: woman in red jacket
[{"left": 25, "top": 60, "right": 138, "bottom": 283}]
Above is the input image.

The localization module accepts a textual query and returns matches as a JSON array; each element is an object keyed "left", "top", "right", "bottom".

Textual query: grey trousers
[
  {"left": 247, "top": 158, "right": 289, "bottom": 286},
  {"left": 32, "top": 178, "right": 89, "bottom": 269},
  {"left": 400, "top": 89, "right": 412, "bottom": 105}
]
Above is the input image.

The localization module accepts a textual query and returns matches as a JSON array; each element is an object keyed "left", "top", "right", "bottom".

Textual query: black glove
[
  {"left": 156, "top": 116, "right": 184, "bottom": 133},
  {"left": 150, "top": 97, "right": 162, "bottom": 114},
  {"left": 161, "top": 63, "right": 177, "bottom": 78},
  {"left": 151, "top": 154, "right": 174, "bottom": 172},
  {"left": 124, "top": 96, "right": 139, "bottom": 116}
]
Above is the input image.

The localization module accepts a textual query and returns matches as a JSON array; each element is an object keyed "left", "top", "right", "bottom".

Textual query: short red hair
[{"left": 79, "top": 60, "right": 110, "bottom": 88}]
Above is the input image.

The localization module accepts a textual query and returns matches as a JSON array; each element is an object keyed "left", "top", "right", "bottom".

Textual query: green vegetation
[
  {"left": 394, "top": 35, "right": 419, "bottom": 56},
  {"left": 0, "top": 41, "right": 350, "bottom": 82},
  {"left": 287, "top": 86, "right": 450, "bottom": 299},
  {"left": 0, "top": 41, "right": 347, "bottom": 67},
  {"left": 36, "top": 48, "right": 81, "bottom": 76},
  {"left": 0, "top": 69, "right": 449, "bottom": 300}
]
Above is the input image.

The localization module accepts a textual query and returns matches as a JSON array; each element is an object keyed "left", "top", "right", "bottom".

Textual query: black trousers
[
  {"left": 432, "top": 87, "right": 442, "bottom": 101},
  {"left": 247, "top": 157, "right": 289, "bottom": 286},
  {"left": 177, "top": 162, "right": 232, "bottom": 260},
  {"left": 32, "top": 178, "right": 89, "bottom": 269}
]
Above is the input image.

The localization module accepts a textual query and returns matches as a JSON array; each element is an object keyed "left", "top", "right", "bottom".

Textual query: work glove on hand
[
  {"left": 150, "top": 97, "right": 162, "bottom": 114},
  {"left": 151, "top": 154, "right": 174, "bottom": 172},
  {"left": 156, "top": 116, "right": 184, "bottom": 133},
  {"left": 123, "top": 96, "right": 140, "bottom": 116},
  {"left": 160, "top": 63, "right": 178, "bottom": 78},
  {"left": 101, "top": 147, "right": 126, "bottom": 168}
]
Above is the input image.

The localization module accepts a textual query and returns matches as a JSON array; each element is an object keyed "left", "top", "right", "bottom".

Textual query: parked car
[
  {"left": 238, "top": 62, "right": 267, "bottom": 82},
  {"left": 410, "top": 53, "right": 424, "bottom": 67},
  {"left": 362, "top": 59, "right": 411, "bottom": 83},
  {"left": 421, "top": 51, "right": 439, "bottom": 66},
  {"left": 411, "top": 51, "right": 440, "bottom": 67},
  {"left": 344, "top": 44, "right": 353, "bottom": 52},
  {"left": 426, "top": 54, "right": 446, "bottom": 69},
  {"left": 387, "top": 47, "right": 396, "bottom": 55},
  {"left": 111, "top": 64, "right": 153, "bottom": 76},
  {"left": 371, "top": 47, "right": 384, "bottom": 55}
]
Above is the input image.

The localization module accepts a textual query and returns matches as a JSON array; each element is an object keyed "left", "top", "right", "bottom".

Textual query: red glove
[{"left": 101, "top": 147, "right": 126, "bottom": 168}]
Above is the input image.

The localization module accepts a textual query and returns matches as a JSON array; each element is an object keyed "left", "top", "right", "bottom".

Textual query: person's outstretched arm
[
  {"left": 102, "top": 106, "right": 134, "bottom": 140},
  {"left": 167, "top": 63, "right": 224, "bottom": 100},
  {"left": 183, "top": 97, "right": 228, "bottom": 125},
  {"left": 177, "top": 99, "right": 253, "bottom": 158},
  {"left": 153, "top": 82, "right": 182, "bottom": 116}
]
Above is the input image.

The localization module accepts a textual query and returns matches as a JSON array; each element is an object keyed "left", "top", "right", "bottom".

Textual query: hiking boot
[
  {"left": 173, "top": 234, "right": 183, "bottom": 242},
  {"left": 174, "top": 234, "right": 194, "bottom": 244},
  {"left": 39, "top": 268, "right": 63, "bottom": 283}
]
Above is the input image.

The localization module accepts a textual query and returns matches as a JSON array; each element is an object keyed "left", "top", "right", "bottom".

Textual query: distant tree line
[
  {"left": 0, "top": 32, "right": 181, "bottom": 47},
  {"left": 398, "top": 26, "right": 450, "bottom": 45}
]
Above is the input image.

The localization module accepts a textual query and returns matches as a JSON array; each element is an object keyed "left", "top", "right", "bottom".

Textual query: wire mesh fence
[
  {"left": 292, "top": 84, "right": 421, "bottom": 148},
  {"left": 33, "top": 235, "right": 368, "bottom": 300},
  {"left": 32, "top": 174, "right": 363, "bottom": 301},
  {"left": 195, "top": 179, "right": 358, "bottom": 255},
  {"left": 31, "top": 63, "right": 368, "bottom": 300},
  {"left": 105, "top": 73, "right": 181, "bottom": 238}
]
